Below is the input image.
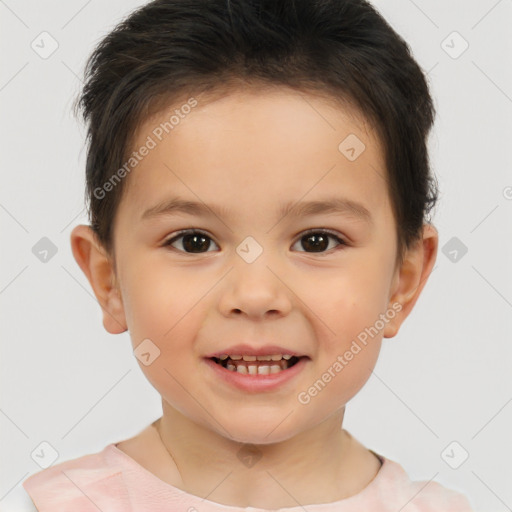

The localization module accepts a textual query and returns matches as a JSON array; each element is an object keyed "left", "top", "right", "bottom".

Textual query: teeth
[
  {"left": 223, "top": 361, "right": 291, "bottom": 374},
  {"left": 257, "top": 365, "right": 270, "bottom": 375},
  {"left": 214, "top": 354, "right": 301, "bottom": 375},
  {"left": 218, "top": 354, "right": 295, "bottom": 361}
]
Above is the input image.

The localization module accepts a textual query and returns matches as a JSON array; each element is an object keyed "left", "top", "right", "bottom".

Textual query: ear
[
  {"left": 383, "top": 224, "right": 438, "bottom": 338},
  {"left": 70, "top": 224, "right": 127, "bottom": 334}
]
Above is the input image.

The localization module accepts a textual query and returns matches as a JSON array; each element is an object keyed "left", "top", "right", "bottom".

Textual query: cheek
[
  {"left": 318, "top": 267, "right": 391, "bottom": 341},
  {"left": 125, "top": 283, "right": 205, "bottom": 416},
  {"left": 121, "top": 260, "right": 213, "bottom": 369},
  {"left": 308, "top": 270, "right": 388, "bottom": 392},
  {"left": 302, "top": 299, "right": 383, "bottom": 410},
  {"left": 121, "top": 261, "right": 196, "bottom": 341}
]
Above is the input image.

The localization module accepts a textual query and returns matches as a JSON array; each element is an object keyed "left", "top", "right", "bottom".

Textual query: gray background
[{"left": 1, "top": 0, "right": 511, "bottom": 510}]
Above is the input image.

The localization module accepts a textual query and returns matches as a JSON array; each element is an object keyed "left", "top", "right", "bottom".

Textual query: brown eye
[
  {"left": 293, "top": 230, "right": 347, "bottom": 253},
  {"left": 163, "top": 230, "right": 218, "bottom": 253}
]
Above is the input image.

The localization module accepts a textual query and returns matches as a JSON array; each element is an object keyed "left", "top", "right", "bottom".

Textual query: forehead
[{"left": 118, "top": 88, "right": 389, "bottom": 224}]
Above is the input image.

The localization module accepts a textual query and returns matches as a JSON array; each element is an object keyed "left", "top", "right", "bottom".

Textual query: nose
[{"left": 218, "top": 257, "right": 293, "bottom": 320}]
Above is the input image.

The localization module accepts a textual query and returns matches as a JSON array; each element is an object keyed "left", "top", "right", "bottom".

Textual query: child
[{"left": 23, "top": 0, "right": 475, "bottom": 510}]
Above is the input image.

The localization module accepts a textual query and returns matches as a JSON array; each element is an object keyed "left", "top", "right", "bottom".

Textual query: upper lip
[{"left": 205, "top": 344, "right": 309, "bottom": 359}]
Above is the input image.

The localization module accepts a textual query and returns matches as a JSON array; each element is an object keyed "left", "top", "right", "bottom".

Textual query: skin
[{"left": 71, "top": 87, "right": 438, "bottom": 508}]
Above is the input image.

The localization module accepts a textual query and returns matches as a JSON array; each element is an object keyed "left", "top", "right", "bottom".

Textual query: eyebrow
[{"left": 141, "top": 196, "right": 373, "bottom": 225}]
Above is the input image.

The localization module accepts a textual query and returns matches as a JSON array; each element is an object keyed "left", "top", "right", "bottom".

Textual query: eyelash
[{"left": 161, "top": 228, "right": 348, "bottom": 255}]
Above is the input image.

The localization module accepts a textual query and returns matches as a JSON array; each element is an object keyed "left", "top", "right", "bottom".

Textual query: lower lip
[{"left": 203, "top": 357, "right": 309, "bottom": 392}]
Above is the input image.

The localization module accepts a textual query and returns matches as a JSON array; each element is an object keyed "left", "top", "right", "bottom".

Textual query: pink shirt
[{"left": 23, "top": 443, "right": 474, "bottom": 511}]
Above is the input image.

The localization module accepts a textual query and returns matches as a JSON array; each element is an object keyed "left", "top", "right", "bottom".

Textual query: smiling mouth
[{"left": 209, "top": 355, "right": 304, "bottom": 375}]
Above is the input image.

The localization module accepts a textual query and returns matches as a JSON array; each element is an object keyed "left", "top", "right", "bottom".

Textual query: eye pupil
[
  {"left": 302, "top": 233, "right": 328, "bottom": 252},
  {"left": 183, "top": 234, "right": 210, "bottom": 253}
]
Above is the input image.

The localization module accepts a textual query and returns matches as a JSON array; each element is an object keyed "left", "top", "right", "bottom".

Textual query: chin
[{"left": 215, "top": 415, "right": 305, "bottom": 446}]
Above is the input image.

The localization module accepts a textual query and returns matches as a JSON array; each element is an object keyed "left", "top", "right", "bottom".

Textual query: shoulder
[
  {"left": 22, "top": 444, "right": 132, "bottom": 512},
  {"left": 375, "top": 455, "right": 475, "bottom": 512}
]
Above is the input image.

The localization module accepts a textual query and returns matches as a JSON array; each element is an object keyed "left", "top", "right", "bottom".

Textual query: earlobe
[
  {"left": 70, "top": 224, "right": 128, "bottom": 334},
  {"left": 383, "top": 224, "right": 438, "bottom": 338}
]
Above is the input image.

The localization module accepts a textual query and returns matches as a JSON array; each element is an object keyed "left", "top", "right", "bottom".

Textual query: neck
[{"left": 155, "top": 401, "right": 380, "bottom": 508}]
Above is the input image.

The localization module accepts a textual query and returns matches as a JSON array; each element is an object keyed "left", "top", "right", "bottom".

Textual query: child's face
[{"left": 78, "top": 88, "right": 436, "bottom": 444}]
